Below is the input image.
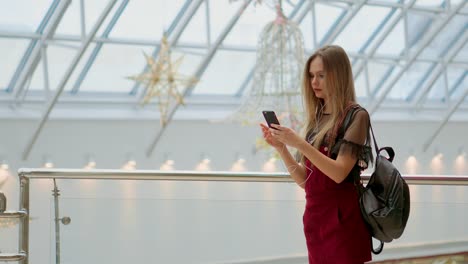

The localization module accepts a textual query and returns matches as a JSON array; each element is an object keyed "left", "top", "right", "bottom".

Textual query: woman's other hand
[
  {"left": 260, "top": 123, "right": 285, "bottom": 149},
  {"left": 268, "top": 124, "right": 305, "bottom": 149}
]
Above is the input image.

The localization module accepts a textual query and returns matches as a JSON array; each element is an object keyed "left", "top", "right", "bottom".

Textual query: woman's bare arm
[{"left": 276, "top": 146, "right": 307, "bottom": 188}]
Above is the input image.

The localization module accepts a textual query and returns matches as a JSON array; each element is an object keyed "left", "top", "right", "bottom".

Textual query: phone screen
[{"left": 262, "top": 111, "right": 280, "bottom": 129}]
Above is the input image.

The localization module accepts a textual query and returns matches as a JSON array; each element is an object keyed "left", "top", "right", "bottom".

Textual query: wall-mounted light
[
  {"left": 160, "top": 159, "right": 175, "bottom": 171},
  {"left": 121, "top": 153, "right": 137, "bottom": 170},
  {"left": 122, "top": 159, "right": 137, "bottom": 170},
  {"left": 83, "top": 154, "right": 97, "bottom": 169},
  {"left": 43, "top": 155, "right": 54, "bottom": 168},
  {"left": 405, "top": 155, "right": 419, "bottom": 175},
  {"left": 262, "top": 157, "right": 277, "bottom": 172},
  {"left": 231, "top": 154, "right": 247, "bottom": 172},
  {"left": 159, "top": 153, "right": 175, "bottom": 171},
  {"left": 404, "top": 148, "right": 419, "bottom": 175},
  {"left": 430, "top": 148, "right": 444, "bottom": 175},
  {"left": 195, "top": 154, "right": 211, "bottom": 171},
  {"left": 454, "top": 147, "right": 466, "bottom": 175}
]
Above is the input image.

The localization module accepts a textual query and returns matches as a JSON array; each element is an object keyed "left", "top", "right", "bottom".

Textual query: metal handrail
[
  {"left": 0, "top": 210, "right": 27, "bottom": 218},
  {"left": 18, "top": 168, "right": 468, "bottom": 186},
  {"left": 0, "top": 253, "right": 27, "bottom": 262}
]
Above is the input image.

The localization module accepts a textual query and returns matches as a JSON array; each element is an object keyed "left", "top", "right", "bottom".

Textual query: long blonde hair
[{"left": 299, "top": 45, "right": 356, "bottom": 162}]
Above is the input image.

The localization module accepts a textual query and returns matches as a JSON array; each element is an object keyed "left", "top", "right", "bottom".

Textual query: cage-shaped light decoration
[{"left": 230, "top": 5, "right": 305, "bottom": 131}]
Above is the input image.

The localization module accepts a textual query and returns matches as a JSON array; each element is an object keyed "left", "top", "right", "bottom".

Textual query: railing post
[{"left": 19, "top": 174, "right": 30, "bottom": 264}]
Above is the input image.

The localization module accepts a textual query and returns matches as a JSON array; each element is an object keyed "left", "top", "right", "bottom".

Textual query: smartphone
[{"left": 262, "top": 110, "right": 280, "bottom": 129}]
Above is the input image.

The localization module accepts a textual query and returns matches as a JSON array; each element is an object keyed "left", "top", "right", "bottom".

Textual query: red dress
[{"left": 303, "top": 146, "right": 372, "bottom": 264}]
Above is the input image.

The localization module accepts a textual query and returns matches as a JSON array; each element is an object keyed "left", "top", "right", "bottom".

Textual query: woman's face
[{"left": 308, "top": 56, "right": 327, "bottom": 101}]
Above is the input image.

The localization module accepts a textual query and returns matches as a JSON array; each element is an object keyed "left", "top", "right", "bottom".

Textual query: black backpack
[{"left": 340, "top": 106, "right": 411, "bottom": 254}]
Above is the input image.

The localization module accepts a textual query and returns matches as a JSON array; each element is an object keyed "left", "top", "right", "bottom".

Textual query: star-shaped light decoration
[{"left": 128, "top": 35, "right": 198, "bottom": 127}]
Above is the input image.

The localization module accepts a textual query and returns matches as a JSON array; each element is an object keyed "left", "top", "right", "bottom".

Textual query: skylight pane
[
  {"left": 28, "top": 42, "right": 97, "bottom": 92},
  {"left": 299, "top": 11, "right": 315, "bottom": 51},
  {"left": 449, "top": 71, "right": 467, "bottom": 100},
  {"left": 462, "top": 2, "right": 468, "bottom": 13},
  {"left": 55, "top": 0, "right": 123, "bottom": 36},
  {"left": 354, "top": 60, "right": 368, "bottom": 98},
  {"left": 223, "top": 4, "right": 274, "bottom": 47},
  {"left": 0, "top": 0, "right": 52, "bottom": 32},
  {"left": 414, "top": 0, "right": 445, "bottom": 8},
  {"left": 172, "top": 48, "right": 204, "bottom": 81},
  {"left": 55, "top": 0, "right": 81, "bottom": 35},
  {"left": 420, "top": 15, "right": 466, "bottom": 60},
  {"left": 77, "top": 44, "right": 203, "bottom": 94},
  {"left": 389, "top": 62, "right": 432, "bottom": 99},
  {"left": 109, "top": 0, "right": 185, "bottom": 41},
  {"left": 375, "top": 19, "right": 405, "bottom": 56},
  {"left": 453, "top": 41, "right": 468, "bottom": 62},
  {"left": 84, "top": 1, "right": 117, "bottom": 35},
  {"left": 0, "top": 39, "right": 30, "bottom": 90},
  {"left": 374, "top": 63, "right": 401, "bottom": 99},
  {"left": 426, "top": 75, "right": 445, "bottom": 101},
  {"left": 191, "top": 50, "right": 255, "bottom": 95},
  {"left": 335, "top": 6, "right": 391, "bottom": 53},
  {"left": 79, "top": 44, "right": 154, "bottom": 93},
  {"left": 406, "top": 11, "right": 433, "bottom": 54},
  {"left": 26, "top": 41, "right": 79, "bottom": 92},
  {"left": 447, "top": 67, "right": 466, "bottom": 100},
  {"left": 367, "top": 61, "right": 393, "bottom": 95},
  {"left": 281, "top": 0, "right": 300, "bottom": 15},
  {"left": 314, "top": 3, "right": 345, "bottom": 45},
  {"left": 178, "top": 2, "right": 207, "bottom": 45},
  {"left": 208, "top": 0, "right": 245, "bottom": 44}
]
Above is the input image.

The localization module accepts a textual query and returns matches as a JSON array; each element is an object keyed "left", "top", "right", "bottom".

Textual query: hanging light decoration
[
  {"left": 128, "top": 34, "right": 198, "bottom": 127},
  {"left": 228, "top": 1, "right": 305, "bottom": 132}
]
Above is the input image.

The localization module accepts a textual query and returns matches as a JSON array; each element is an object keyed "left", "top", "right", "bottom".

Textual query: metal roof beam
[
  {"left": 367, "top": 1, "right": 466, "bottom": 115},
  {"left": 412, "top": 29, "right": 468, "bottom": 108},
  {"left": 422, "top": 81, "right": 468, "bottom": 152},
  {"left": 353, "top": 0, "right": 417, "bottom": 78},
  {"left": 5, "top": 0, "right": 60, "bottom": 92},
  {"left": 448, "top": 71, "right": 467, "bottom": 98},
  {"left": 70, "top": 0, "right": 130, "bottom": 94},
  {"left": 22, "top": 0, "right": 118, "bottom": 160},
  {"left": 313, "top": 0, "right": 468, "bottom": 14},
  {"left": 10, "top": 0, "right": 71, "bottom": 100},
  {"left": 319, "top": 0, "right": 366, "bottom": 46}
]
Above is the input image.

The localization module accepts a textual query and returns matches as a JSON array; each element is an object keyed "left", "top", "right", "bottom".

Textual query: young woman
[{"left": 260, "top": 45, "right": 372, "bottom": 263}]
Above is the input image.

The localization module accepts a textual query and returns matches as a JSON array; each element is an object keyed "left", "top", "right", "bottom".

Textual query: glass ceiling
[{"left": 0, "top": 0, "right": 467, "bottom": 120}]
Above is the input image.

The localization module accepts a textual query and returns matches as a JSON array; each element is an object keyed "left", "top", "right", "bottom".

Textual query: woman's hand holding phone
[
  {"left": 261, "top": 110, "right": 305, "bottom": 150},
  {"left": 260, "top": 123, "right": 285, "bottom": 149},
  {"left": 260, "top": 111, "right": 284, "bottom": 149}
]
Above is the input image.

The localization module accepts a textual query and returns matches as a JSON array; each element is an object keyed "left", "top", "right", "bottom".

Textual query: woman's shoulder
[{"left": 353, "top": 107, "right": 369, "bottom": 121}]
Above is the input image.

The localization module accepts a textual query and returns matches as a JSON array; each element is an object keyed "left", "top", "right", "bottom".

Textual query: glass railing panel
[
  {"left": 31, "top": 179, "right": 309, "bottom": 264},
  {"left": 18, "top": 172, "right": 468, "bottom": 264}
]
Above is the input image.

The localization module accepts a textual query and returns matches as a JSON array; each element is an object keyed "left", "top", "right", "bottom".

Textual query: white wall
[{"left": 0, "top": 118, "right": 467, "bottom": 175}]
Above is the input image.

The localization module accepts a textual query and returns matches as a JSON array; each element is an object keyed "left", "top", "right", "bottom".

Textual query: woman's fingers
[
  {"left": 260, "top": 123, "right": 270, "bottom": 130},
  {"left": 269, "top": 127, "right": 280, "bottom": 136},
  {"left": 260, "top": 123, "right": 287, "bottom": 148},
  {"left": 270, "top": 123, "right": 282, "bottom": 130}
]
